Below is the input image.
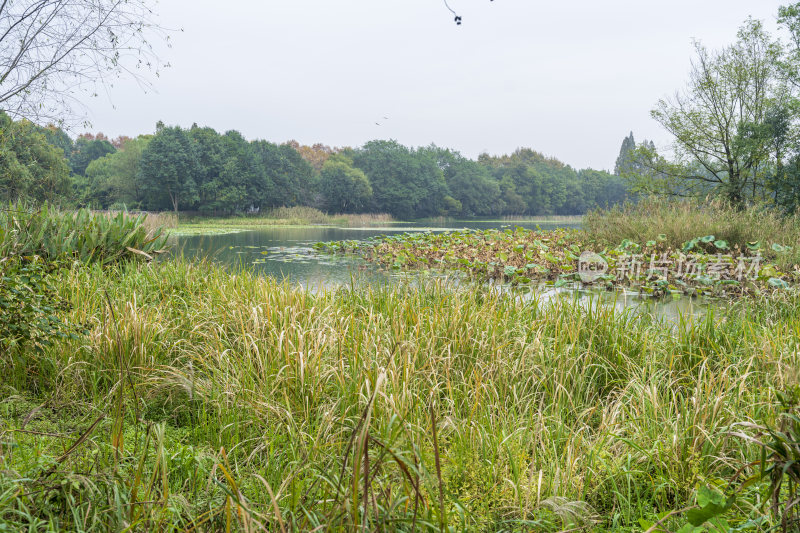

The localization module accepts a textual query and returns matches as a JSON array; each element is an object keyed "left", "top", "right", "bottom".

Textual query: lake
[
  {"left": 169, "top": 218, "right": 715, "bottom": 322},
  {"left": 169, "top": 219, "right": 575, "bottom": 286}
]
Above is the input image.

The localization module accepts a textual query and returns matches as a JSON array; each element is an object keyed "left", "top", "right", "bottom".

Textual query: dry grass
[
  {"left": 94, "top": 209, "right": 178, "bottom": 238},
  {"left": 175, "top": 207, "right": 395, "bottom": 234}
]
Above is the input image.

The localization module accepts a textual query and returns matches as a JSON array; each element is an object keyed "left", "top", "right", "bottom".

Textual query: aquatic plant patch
[{"left": 317, "top": 227, "right": 800, "bottom": 297}]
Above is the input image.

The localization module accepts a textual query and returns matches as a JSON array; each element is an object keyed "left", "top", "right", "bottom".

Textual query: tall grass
[
  {"left": 1, "top": 258, "right": 798, "bottom": 530},
  {"left": 584, "top": 197, "right": 800, "bottom": 268},
  {"left": 416, "top": 214, "right": 583, "bottom": 225}
]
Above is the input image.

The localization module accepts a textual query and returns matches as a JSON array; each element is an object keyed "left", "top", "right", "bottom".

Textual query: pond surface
[
  {"left": 169, "top": 219, "right": 716, "bottom": 322},
  {"left": 169, "top": 220, "right": 576, "bottom": 287}
]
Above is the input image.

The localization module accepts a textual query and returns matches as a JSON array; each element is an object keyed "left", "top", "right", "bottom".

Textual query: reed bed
[
  {"left": 177, "top": 207, "right": 395, "bottom": 234},
  {"left": 584, "top": 198, "right": 800, "bottom": 270},
  {"left": 1, "top": 258, "right": 798, "bottom": 531},
  {"left": 137, "top": 211, "right": 178, "bottom": 237}
]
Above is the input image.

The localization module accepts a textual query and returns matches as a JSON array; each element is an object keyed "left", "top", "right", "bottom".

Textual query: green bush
[{"left": 0, "top": 257, "right": 80, "bottom": 355}]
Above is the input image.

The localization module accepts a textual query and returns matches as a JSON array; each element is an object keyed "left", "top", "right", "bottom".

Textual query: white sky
[{"left": 82, "top": 0, "right": 786, "bottom": 171}]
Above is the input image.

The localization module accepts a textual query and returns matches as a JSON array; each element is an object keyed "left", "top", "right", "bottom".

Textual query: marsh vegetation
[{"left": 0, "top": 206, "right": 799, "bottom": 531}]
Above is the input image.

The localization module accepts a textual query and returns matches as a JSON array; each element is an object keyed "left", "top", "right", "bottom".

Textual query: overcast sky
[{"left": 83, "top": 0, "right": 785, "bottom": 171}]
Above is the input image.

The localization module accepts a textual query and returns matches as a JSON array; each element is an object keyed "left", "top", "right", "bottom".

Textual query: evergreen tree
[{"left": 614, "top": 132, "right": 636, "bottom": 176}]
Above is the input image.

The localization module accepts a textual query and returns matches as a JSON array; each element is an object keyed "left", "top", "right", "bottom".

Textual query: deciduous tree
[
  {"left": 650, "top": 20, "right": 785, "bottom": 206},
  {"left": 138, "top": 125, "right": 197, "bottom": 213},
  {"left": 320, "top": 157, "right": 372, "bottom": 213}
]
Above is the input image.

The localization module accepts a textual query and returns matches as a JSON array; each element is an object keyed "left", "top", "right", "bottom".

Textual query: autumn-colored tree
[
  {"left": 286, "top": 140, "right": 339, "bottom": 172},
  {"left": 111, "top": 136, "right": 133, "bottom": 150}
]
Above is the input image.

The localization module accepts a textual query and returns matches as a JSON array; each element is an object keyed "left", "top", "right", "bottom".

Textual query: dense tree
[
  {"left": 138, "top": 125, "right": 198, "bottom": 213},
  {"left": 187, "top": 125, "right": 227, "bottom": 212},
  {"left": 477, "top": 148, "right": 627, "bottom": 216},
  {"left": 1, "top": 114, "right": 630, "bottom": 217},
  {"left": 275, "top": 144, "right": 318, "bottom": 207},
  {"left": 80, "top": 137, "right": 151, "bottom": 208},
  {"left": 420, "top": 146, "right": 500, "bottom": 216},
  {"left": 286, "top": 141, "right": 337, "bottom": 172},
  {"left": 0, "top": 112, "right": 70, "bottom": 203},
  {"left": 38, "top": 126, "right": 73, "bottom": 158},
  {"left": 353, "top": 140, "right": 451, "bottom": 219},
  {"left": 250, "top": 141, "right": 316, "bottom": 208},
  {"left": 69, "top": 137, "right": 117, "bottom": 176},
  {"left": 320, "top": 157, "right": 373, "bottom": 213},
  {"left": 214, "top": 130, "right": 262, "bottom": 214}
]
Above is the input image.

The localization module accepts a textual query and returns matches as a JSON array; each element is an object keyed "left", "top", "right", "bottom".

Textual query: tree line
[{"left": 0, "top": 115, "right": 630, "bottom": 219}]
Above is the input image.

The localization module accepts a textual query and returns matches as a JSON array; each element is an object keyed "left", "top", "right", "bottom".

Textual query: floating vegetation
[{"left": 317, "top": 227, "right": 800, "bottom": 298}]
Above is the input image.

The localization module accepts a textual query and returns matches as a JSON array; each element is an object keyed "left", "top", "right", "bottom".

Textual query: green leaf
[
  {"left": 697, "top": 486, "right": 725, "bottom": 507},
  {"left": 768, "top": 277, "right": 789, "bottom": 289},
  {"left": 686, "top": 504, "right": 725, "bottom": 527},
  {"left": 683, "top": 238, "right": 698, "bottom": 252}
]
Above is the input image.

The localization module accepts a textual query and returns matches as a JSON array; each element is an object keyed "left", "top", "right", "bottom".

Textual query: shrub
[
  {"left": 0, "top": 204, "right": 169, "bottom": 265},
  {"left": 0, "top": 256, "right": 81, "bottom": 356}
]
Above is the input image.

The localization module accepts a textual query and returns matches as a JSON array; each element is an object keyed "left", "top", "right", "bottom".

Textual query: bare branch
[{"left": 0, "top": 0, "right": 170, "bottom": 124}]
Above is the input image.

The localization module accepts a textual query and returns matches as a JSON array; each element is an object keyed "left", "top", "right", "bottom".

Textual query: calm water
[
  {"left": 169, "top": 220, "right": 576, "bottom": 287},
  {"left": 169, "top": 219, "right": 714, "bottom": 322}
]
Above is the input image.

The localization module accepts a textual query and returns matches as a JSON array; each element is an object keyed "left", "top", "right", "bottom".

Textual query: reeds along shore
[
  {"left": 584, "top": 198, "right": 800, "bottom": 270},
  {"left": 176, "top": 206, "right": 395, "bottom": 230},
  {"left": 1, "top": 255, "right": 799, "bottom": 531}
]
